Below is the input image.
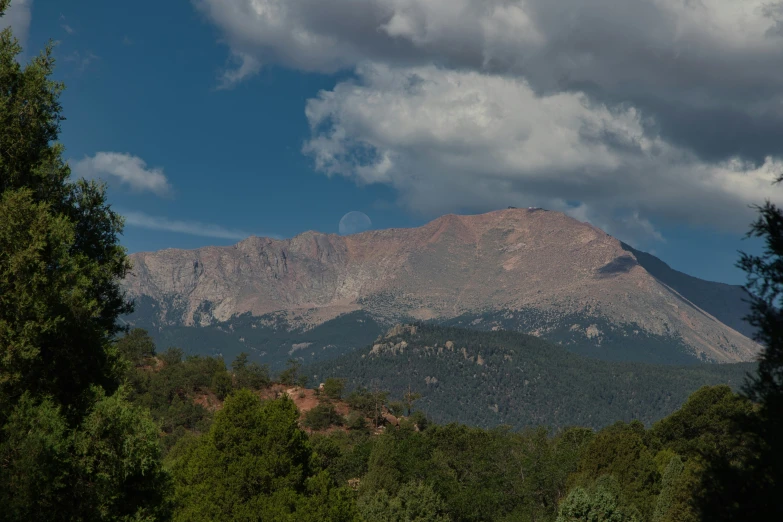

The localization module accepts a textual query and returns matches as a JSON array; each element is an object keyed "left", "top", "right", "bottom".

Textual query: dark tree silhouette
[{"left": 697, "top": 182, "right": 783, "bottom": 521}]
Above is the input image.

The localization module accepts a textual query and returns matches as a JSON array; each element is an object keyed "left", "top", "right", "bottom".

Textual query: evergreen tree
[
  {"left": 556, "top": 486, "right": 641, "bottom": 522},
  {"left": 169, "top": 390, "right": 309, "bottom": 520},
  {"left": 0, "top": 3, "right": 169, "bottom": 518},
  {"left": 357, "top": 481, "right": 451, "bottom": 522},
  {"left": 117, "top": 328, "right": 157, "bottom": 366},
  {"left": 323, "top": 377, "right": 346, "bottom": 400},
  {"left": 169, "top": 390, "right": 355, "bottom": 521},
  {"left": 696, "top": 181, "right": 783, "bottom": 520},
  {"left": 652, "top": 456, "right": 684, "bottom": 522}
]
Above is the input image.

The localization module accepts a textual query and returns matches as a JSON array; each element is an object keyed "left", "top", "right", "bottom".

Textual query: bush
[
  {"left": 279, "top": 359, "right": 302, "bottom": 386},
  {"left": 231, "top": 352, "right": 271, "bottom": 390},
  {"left": 388, "top": 401, "right": 404, "bottom": 418},
  {"left": 160, "top": 346, "right": 185, "bottom": 366},
  {"left": 323, "top": 378, "right": 346, "bottom": 400},
  {"left": 303, "top": 403, "right": 344, "bottom": 431},
  {"left": 347, "top": 388, "right": 388, "bottom": 426},
  {"left": 211, "top": 371, "right": 233, "bottom": 400},
  {"left": 347, "top": 412, "right": 370, "bottom": 433}
]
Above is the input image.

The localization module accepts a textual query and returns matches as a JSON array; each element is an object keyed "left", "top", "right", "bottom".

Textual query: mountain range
[{"left": 123, "top": 208, "right": 758, "bottom": 367}]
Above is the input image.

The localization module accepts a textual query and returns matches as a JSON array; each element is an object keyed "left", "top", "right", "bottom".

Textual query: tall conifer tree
[{"left": 0, "top": 2, "right": 169, "bottom": 519}]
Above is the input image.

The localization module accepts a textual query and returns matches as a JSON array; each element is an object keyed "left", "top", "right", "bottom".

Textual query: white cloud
[
  {"left": 64, "top": 50, "right": 99, "bottom": 73},
  {"left": 303, "top": 64, "right": 783, "bottom": 241},
  {"left": 1, "top": 0, "right": 32, "bottom": 46},
  {"left": 59, "top": 14, "right": 74, "bottom": 34},
  {"left": 72, "top": 152, "right": 172, "bottom": 196},
  {"left": 122, "top": 211, "right": 259, "bottom": 240},
  {"left": 217, "top": 51, "right": 261, "bottom": 90},
  {"left": 195, "top": 0, "right": 783, "bottom": 241}
]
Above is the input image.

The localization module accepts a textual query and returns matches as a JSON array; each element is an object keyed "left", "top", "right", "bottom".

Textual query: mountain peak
[{"left": 124, "top": 209, "right": 759, "bottom": 364}]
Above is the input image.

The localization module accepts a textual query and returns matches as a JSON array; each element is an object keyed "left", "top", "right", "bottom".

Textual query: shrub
[{"left": 303, "top": 403, "right": 344, "bottom": 431}]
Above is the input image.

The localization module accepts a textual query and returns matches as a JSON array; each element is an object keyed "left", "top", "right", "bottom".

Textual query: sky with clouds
[{"left": 5, "top": 0, "right": 782, "bottom": 284}]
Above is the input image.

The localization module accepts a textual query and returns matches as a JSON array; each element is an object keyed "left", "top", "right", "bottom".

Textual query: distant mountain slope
[
  {"left": 123, "top": 304, "right": 383, "bottom": 371},
  {"left": 124, "top": 208, "right": 759, "bottom": 364},
  {"left": 306, "top": 325, "right": 755, "bottom": 431},
  {"left": 620, "top": 243, "right": 755, "bottom": 339}
]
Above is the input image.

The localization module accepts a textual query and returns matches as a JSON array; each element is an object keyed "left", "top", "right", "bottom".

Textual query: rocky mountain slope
[{"left": 124, "top": 208, "right": 759, "bottom": 364}]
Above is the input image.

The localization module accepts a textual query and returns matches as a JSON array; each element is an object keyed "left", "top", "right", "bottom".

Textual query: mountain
[
  {"left": 123, "top": 208, "right": 759, "bottom": 366},
  {"left": 306, "top": 324, "right": 755, "bottom": 430},
  {"left": 619, "top": 242, "right": 755, "bottom": 339}
]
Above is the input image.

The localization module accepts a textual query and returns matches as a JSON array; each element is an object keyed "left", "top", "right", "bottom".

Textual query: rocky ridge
[{"left": 125, "top": 208, "right": 759, "bottom": 363}]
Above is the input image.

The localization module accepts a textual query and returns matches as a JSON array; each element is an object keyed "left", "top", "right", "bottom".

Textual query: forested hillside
[
  {"left": 114, "top": 329, "right": 763, "bottom": 522},
  {"left": 126, "top": 302, "right": 383, "bottom": 371},
  {"left": 307, "top": 324, "right": 754, "bottom": 430}
]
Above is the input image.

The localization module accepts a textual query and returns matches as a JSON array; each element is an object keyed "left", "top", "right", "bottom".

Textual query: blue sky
[{"left": 9, "top": 0, "right": 782, "bottom": 285}]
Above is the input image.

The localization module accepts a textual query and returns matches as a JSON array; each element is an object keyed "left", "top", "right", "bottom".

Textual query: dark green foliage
[
  {"left": 117, "top": 328, "right": 157, "bottom": 366},
  {"left": 695, "top": 193, "right": 783, "bottom": 520},
  {"left": 310, "top": 430, "right": 375, "bottom": 486},
  {"left": 652, "top": 456, "right": 684, "bottom": 522},
  {"left": 279, "top": 358, "right": 302, "bottom": 386},
  {"left": 648, "top": 385, "right": 754, "bottom": 460},
  {"left": 570, "top": 422, "right": 660, "bottom": 518},
  {"left": 160, "top": 346, "right": 184, "bottom": 367},
  {"left": 308, "top": 324, "right": 753, "bottom": 430},
  {"left": 121, "top": 333, "right": 236, "bottom": 451},
  {"left": 0, "top": 8, "right": 168, "bottom": 519},
  {"left": 168, "top": 390, "right": 356, "bottom": 521},
  {"left": 303, "top": 383, "right": 775, "bottom": 522},
  {"left": 556, "top": 485, "right": 641, "bottom": 522},
  {"left": 324, "top": 377, "right": 346, "bottom": 400},
  {"left": 342, "top": 423, "right": 593, "bottom": 522},
  {"left": 304, "top": 403, "right": 344, "bottom": 431},
  {"left": 0, "top": 390, "right": 171, "bottom": 521},
  {"left": 404, "top": 389, "right": 421, "bottom": 416},
  {"left": 211, "top": 370, "right": 233, "bottom": 400},
  {"left": 388, "top": 401, "right": 404, "bottom": 417},
  {"left": 232, "top": 351, "right": 271, "bottom": 390},
  {"left": 126, "top": 306, "right": 384, "bottom": 371},
  {"left": 407, "top": 411, "right": 429, "bottom": 432},
  {"left": 347, "top": 387, "right": 389, "bottom": 427},
  {"left": 357, "top": 480, "right": 451, "bottom": 522},
  {"left": 347, "top": 411, "right": 371, "bottom": 433}
]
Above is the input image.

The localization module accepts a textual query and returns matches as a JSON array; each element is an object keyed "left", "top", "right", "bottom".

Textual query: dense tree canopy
[
  {"left": 168, "top": 389, "right": 356, "bottom": 521},
  {"left": 0, "top": 4, "right": 169, "bottom": 519}
]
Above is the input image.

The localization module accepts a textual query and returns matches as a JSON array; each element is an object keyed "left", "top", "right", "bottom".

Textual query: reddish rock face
[{"left": 124, "top": 208, "right": 759, "bottom": 363}]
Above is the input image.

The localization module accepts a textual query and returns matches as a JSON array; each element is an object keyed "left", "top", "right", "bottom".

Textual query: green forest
[
  {"left": 307, "top": 324, "right": 755, "bottom": 429},
  {"left": 1, "top": 2, "right": 782, "bottom": 520}
]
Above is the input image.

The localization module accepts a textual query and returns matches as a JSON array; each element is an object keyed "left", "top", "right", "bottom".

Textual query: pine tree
[
  {"left": 696, "top": 180, "right": 783, "bottom": 520},
  {"left": 0, "top": 3, "right": 169, "bottom": 518}
]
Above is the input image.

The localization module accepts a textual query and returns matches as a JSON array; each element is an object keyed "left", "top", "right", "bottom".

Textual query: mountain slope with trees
[{"left": 306, "top": 324, "right": 754, "bottom": 430}]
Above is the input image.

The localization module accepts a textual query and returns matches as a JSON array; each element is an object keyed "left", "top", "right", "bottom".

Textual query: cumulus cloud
[
  {"left": 72, "top": 152, "right": 172, "bottom": 196},
  {"left": 303, "top": 64, "right": 783, "bottom": 241},
  {"left": 1, "top": 0, "right": 32, "bottom": 46},
  {"left": 122, "top": 211, "right": 258, "bottom": 240},
  {"left": 195, "top": 0, "right": 783, "bottom": 241},
  {"left": 194, "top": 0, "right": 783, "bottom": 157}
]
